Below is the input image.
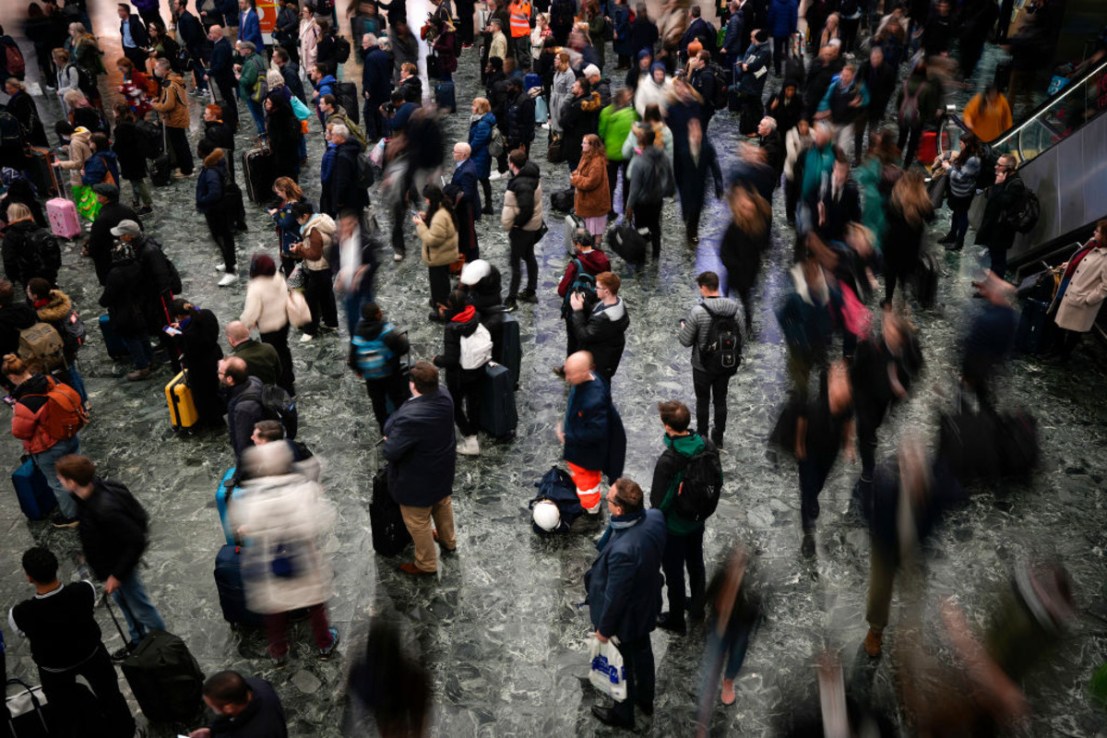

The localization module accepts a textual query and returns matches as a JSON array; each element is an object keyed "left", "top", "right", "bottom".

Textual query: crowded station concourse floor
[{"left": 1, "top": 3, "right": 1107, "bottom": 737}]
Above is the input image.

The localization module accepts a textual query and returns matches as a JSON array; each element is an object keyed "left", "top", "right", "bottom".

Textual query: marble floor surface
[{"left": 1, "top": 39, "right": 1105, "bottom": 738}]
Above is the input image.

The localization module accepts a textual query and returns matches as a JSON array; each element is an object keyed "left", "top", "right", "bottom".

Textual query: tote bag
[
  {"left": 588, "top": 636, "right": 627, "bottom": 702},
  {"left": 286, "top": 289, "right": 312, "bottom": 327}
]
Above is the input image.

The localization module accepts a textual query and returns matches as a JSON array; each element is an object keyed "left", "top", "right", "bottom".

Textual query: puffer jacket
[
  {"left": 150, "top": 73, "right": 190, "bottom": 129},
  {"left": 58, "top": 128, "right": 92, "bottom": 187},
  {"left": 598, "top": 103, "right": 637, "bottom": 162},
  {"left": 11, "top": 373, "right": 63, "bottom": 455},
  {"left": 570, "top": 153, "right": 611, "bottom": 218},
  {"left": 432, "top": 304, "right": 485, "bottom": 377},
  {"left": 241, "top": 273, "right": 291, "bottom": 334},
  {"left": 501, "top": 161, "right": 544, "bottom": 232},
  {"left": 2, "top": 220, "right": 57, "bottom": 287},
  {"left": 560, "top": 91, "right": 603, "bottom": 158},
  {"left": 570, "top": 297, "right": 630, "bottom": 379},
  {"left": 195, "top": 148, "right": 227, "bottom": 214},
  {"left": 417, "top": 208, "right": 460, "bottom": 267},
  {"left": 468, "top": 112, "right": 497, "bottom": 179},
  {"left": 678, "top": 295, "right": 742, "bottom": 372},
  {"left": 81, "top": 150, "right": 120, "bottom": 187}
]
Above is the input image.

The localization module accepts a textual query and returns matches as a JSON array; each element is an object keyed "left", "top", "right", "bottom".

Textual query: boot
[
  {"left": 937, "top": 232, "right": 956, "bottom": 245},
  {"left": 863, "top": 627, "right": 883, "bottom": 657},
  {"left": 944, "top": 238, "right": 964, "bottom": 252}
]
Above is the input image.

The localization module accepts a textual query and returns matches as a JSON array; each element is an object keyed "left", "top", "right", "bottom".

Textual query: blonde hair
[
  {"left": 6, "top": 203, "right": 33, "bottom": 223},
  {"left": 472, "top": 97, "right": 491, "bottom": 114},
  {"left": 891, "top": 169, "right": 934, "bottom": 227},
  {"left": 63, "top": 89, "right": 87, "bottom": 107}
]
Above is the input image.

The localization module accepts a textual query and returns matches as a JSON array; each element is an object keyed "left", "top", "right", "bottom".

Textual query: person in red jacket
[{"left": 556, "top": 228, "right": 611, "bottom": 372}]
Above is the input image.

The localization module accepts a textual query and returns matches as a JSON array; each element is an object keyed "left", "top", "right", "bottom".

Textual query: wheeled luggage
[
  {"left": 241, "top": 147, "right": 276, "bottom": 204},
  {"left": 214, "top": 544, "right": 264, "bottom": 627},
  {"left": 11, "top": 458, "right": 56, "bottom": 521},
  {"left": 215, "top": 466, "right": 241, "bottom": 544},
  {"left": 98, "top": 314, "right": 130, "bottom": 360},
  {"left": 333, "top": 81, "right": 360, "bottom": 123},
  {"left": 496, "top": 313, "right": 522, "bottom": 388},
  {"left": 477, "top": 361, "right": 517, "bottom": 438},
  {"left": 916, "top": 130, "right": 938, "bottom": 165},
  {"left": 150, "top": 154, "right": 172, "bottom": 187},
  {"left": 25, "top": 147, "right": 58, "bottom": 198},
  {"left": 46, "top": 196, "right": 80, "bottom": 240},
  {"left": 434, "top": 80, "right": 456, "bottom": 112},
  {"left": 105, "top": 598, "right": 204, "bottom": 724},
  {"left": 914, "top": 251, "right": 939, "bottom": 308},
  {"left": 1015, "top": 298, "right": 1053, "bottom": 355},
  {"left": 165, "top": 370, "right": 200, "bottom": 430},
  {"left": 550, "top": 188, "right": 574, "bottom": 213},
  {"left": 370, "top": 468, "right": 412, "bottom": 556}
]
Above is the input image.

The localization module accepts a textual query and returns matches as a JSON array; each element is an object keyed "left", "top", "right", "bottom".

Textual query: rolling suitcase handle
[
  {"left": 101, "top": 590, "right": 141, "bottom": 647},
  {"left": 5, "top": 677, "right": 51, "bottom": 734}
]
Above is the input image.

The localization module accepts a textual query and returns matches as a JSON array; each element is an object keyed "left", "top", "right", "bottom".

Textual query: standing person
[
  {"left": 1049, "top": 221, "right": 1107, "bottom": 361},
  {"left": 962, "top": 85, "right": 1013, "bottom": 145},
  {"left": 570, "top": 134, "right": 611, "bottom": 242},
  {"left": 1, "top": 204, "right": 59, "bottom": 288},
  {"left": 598, "top": 88, "right": 637, "bottom": 215},
  {"left": 299, "top": 4, "right": 321, "bottom": 81},
  {"left": 678, "top": 271, "right": 742, "bottom": 446},
  {"left": 895, "top": 60, "right": 938, "bottom": 167},
  {"left": 766, "top": 0, "right": 797, "bottom": 75},
  {"left": 150, "top": 57, "right": 194, "bottom": 178},
  {"left": 650, "top": 400, "right": 718, "bottom": 634},
  {"left": 960, "top": 273, "right": 1017, "bottom": 411},
  {"left": 558, "top": 351, "right": 626, "bottom": 513},
  {"left": 549, "top": 50, "right": 575, "bottom": 135},
  {"left": 382, "top": 360, "right": 458, "bottom": 576},
  {"left": 939, "top": 135, "right": 982, "bottom": 252},
  {"left": 432, "top": 290, "right": 488, "bottom": 457},
  {"left": 227, "top": 320, "right": 281, "bottom": 386},
  {"left": 557, "top": 229, "right": 611, "bottom": 360},
  {"left": 500, "top": 149, "right": 543, "bottom": 311},
  {"left": 4, "top": 79, "right": 49, "bottom": 148},
  {"left": 54, "top": 454, "right": 168, "bottom": 656},
  {"left": 3, "top": 353, "right": 84, "bottom": 528},
  {"left": 232, "top": 442, "right": 340, "bottom": 664},
  {"left": 349, "top": 302, "right": 411, "bottom": 432},
  {"left": 237, "top": 0, "right": 263, "bottom": 50},
  {"left": 568, "top": 271, "right": 630, "bottom": 381},
  {"left": 718, "top": 184, "right": 770, "bottom": 331},
  {"left": 289, "top": 202, "right": 339, "bottom": 341},
  {"left": 8, "top": 547, "right": 137, "bottom": 737},
  {"left": 111, "top": 105, "right": 154, "bottom": 216},
  {"left": 236, "top": 41, "right": 268, "bottom": 138},
  {"left": 882, "top": 169, "right": 932, "bottom": 307},
  {"left": 468, "top": 98, "right": 497, "bottom": 215},
  {"left": 206, "top": 25, "right": 239, "bottom": 132},
  {"left": 100, "top": 239, "right": 155, "bottom": 381},
  {"left": 973, "top": 153, "right": 1024, "bottom": 279},
  {"left": 176, "top": 0, "right": 210, "bottom": 97},
  {"left": 625, "top": 127, "right": 674, "bottom": 260},
  {"left": 196, "top": 140, "right": 238, "bottom": 286},
  {"left": 414, "top": 184, "right": 460, "bottom": 318},
  {"left": 361, "top": 34, "right": 393, "bottom": 141},
  {"left": 168, "top": 298, "right": 225, "bottom": 427},
  {"left": 853, "top": 46, "right": 897, "bottom": 166},
  {"left": 733, "top": 30, "right": 772, "bottom": 134},
  {"left": 507, "top": 0, "right": 533, "bottom": 70},
  {"left": 187, "top": 671, "right": 289, "bottom": 737},
  {"left": 675, "top": 118, "right": 723, "bottom": 246},
  {"left": 584, "top": 476, "right": 666, "bottom": 730},
  {"left": 118, "top": 2, "right": 151, "bottom": 68},
  {"left": 219, "top": 357, "right": 267, "bottom": 466},
  {"left": 265, "top": 92, "right": 303, "bottom": 183},
  {"left": 241, "top": 252, "right": 296, "bottom": 396},
  {"left": 267, "top": 177, "right": 306, "bottom": 277}
]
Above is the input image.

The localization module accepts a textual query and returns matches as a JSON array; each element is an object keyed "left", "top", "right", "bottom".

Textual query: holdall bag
[
  {"left": 370, "top": 468, "right": 412, "bottom": 556},
  {"left": 547, "top": 132, "right": 565, "bottom": 164},
  {"left": 286, "top": 288, "right": 312, "bottom": 327},
  {"left": 550, "top": 188, "right": 573, "bottom": 213},
  {"left": 333, "top": 81, "right": 360, "bottom": 124},
  {"left": 588, "top": 635, "right": 627, "bottom": 702},
  {"left": 11, "top": 458, "right": 57, "bottom": 521},
  {"left": 606, "top": 221, "right": 647, "bottom": 264},
  {"left": 6, "top": 678, "right": 51, "bottom": 738}
]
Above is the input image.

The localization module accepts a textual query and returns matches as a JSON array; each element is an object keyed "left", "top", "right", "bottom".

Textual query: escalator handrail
[{"left": 987, "top": 57, "right": 1107, "bottom": 150}]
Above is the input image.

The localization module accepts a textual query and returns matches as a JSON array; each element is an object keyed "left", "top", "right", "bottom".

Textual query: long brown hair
[
  {"left": 891, "top": 169, "right": 933, "bottom": 226},
  {"left": 730, "top": 186, "right": 771, "bottom": 238}
]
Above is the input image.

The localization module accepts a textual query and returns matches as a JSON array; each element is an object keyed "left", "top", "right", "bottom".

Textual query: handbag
[
  {"left": 588, "top": 635, "right": 627, "bottom": 702},
  {"left": 927, "top": 170, "right": 948, "bottom": 209},
  {"left": 290, "top": 95, "right": 312, "bottom": 121},
  {"left": 426, "top": 53, "right": 442, "bottom": 79},
  {"left": 286, "top": 287, "right": 312, "bottom": 326},
  {"left": 838, "top": 283, "right": 872, "bottom": 338},
  {"left": 547, "top": 132, "right": 564, "bottom": 164}
]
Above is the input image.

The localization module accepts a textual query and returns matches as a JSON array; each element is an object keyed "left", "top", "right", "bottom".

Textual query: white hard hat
[
  {"left": 460, "top": 258, "right": 492, "bottom": 286},
  {"left": 532, "top": 500, "right": 561, "bottom": 532}
]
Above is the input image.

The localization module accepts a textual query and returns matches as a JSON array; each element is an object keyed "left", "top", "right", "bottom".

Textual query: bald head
[
  {"left": 218, "top": 356, "right": 249, "bottom": 387},
  {"left": 208, "top": 24, "right": 224, "bottom": 42},
  {"left": 225, "top": 321, "right": 249, "bottom": 347},
  {"left": 563, "top": 351, "right": 595, "bottom": 385},
  {"left": 453, "top": 142, "right": 471, "bottom": 161}
]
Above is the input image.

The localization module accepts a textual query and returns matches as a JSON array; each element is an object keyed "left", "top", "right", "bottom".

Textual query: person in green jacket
[
  {"left": 236, "top": 41, "right": 269, "bottom": 137},
  {"left": 649, "top": 400, "right": 715, "bottom": 636},
  {"left": 597, "top": 88, "right": 638, "bottom": 217},
  {"left": 854, "top": 128, "right": 901, "bottom": 255}
]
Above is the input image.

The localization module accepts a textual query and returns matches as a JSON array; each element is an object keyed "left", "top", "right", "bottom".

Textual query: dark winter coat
[
  {"left": 767, "top": 90, "right": 805, "bottom": 134},
  {"left": 383, "top": 388, "right": 457, "bottom": 507},
  {"left": 89, "top": 202, "right": 141, "bottom": 285},
  {"left": 111, "top": 120, "right": 148, "bottom": 181},
  {"left": 560, "top": 91, "right": 603, "bottom": 158},
  {"left": 563, "top": 375, "right": 619, "bottom": 471},
  {"left": 570, "top": 298, "right": 630, "bottom": 379},
  {"left": 6, "top": 91, "right": 49, "bottom": 148},
  {"left": 348, "top": 318, "right": 411, "bottom": 375},
  {"left": 81, "top": 151, "right": 120, "bottom": 187},
  {"left": 205, "top": 677, "right": 289, "bottom": 738},
  {"left": 451, "top": 158, "right": 482, "bottom": 219},
  {"left": 974, "top": 174, "right": 1024, "bottom": 250},
  {"left": 468, "top": 112, "right": 496, "bottom": 179},
  {"left": 266, "top": 97, "right": 302, "bottom": 182},
  {"left": 232, "top": 339, "right": 282, "bottom": 387},
  {"left": 226, "top": 376, "right": 266, "bottom": 463},
  {"left": 330, "top": 139, "right": 369, "bottom": 215},
  {"left": 2, "top": 220, "right": 57, "bottom": 287},
  {"left": 76, "top": 478, "right": 148, "bottom": 583},
  {"left": 650, "top": 431, "right": 711, "bottom": 534},
  {"left": 719, "top": 222, "right": 770, "bottom": 295},
  {"left": 432, "top": 305, "right": 484, "bottom": 380},
  {"left": 202, "top": 119, "right": 235, "bottom": 154},
  {"left": 195, "top": 148, "right": 228, "bottom": 214},
  {"left": 585, "top": 508, "right": 666, "bottom": 641},
  {"left": 0, "top": 302, "right": 36, "bottom": 357},
  {"left": 767, "top": 0, "right": 798, "bottom": 38},
  {"left": 99, "top": 258, "right": 146, "bottom": 335},
  {"left": 176, "top": 308, "right": 223, "bottom": 421},
  {"left": 675, "top": 140, "right": 724, "bottom": 219},
  {"left": 628, "top": 15, "right": 659, "bottom": 56},
  {"left": 735, "top": 40, "right": 772, "bottom": 97},
  {"left": 804, "top": 56, "right": 845, "bottom": 119},
  {"left": 505, "top": 91, "right": 536, "bottom": 147},
  {"left": 363, "top": 47, "right": 393, "bottom": 106}
]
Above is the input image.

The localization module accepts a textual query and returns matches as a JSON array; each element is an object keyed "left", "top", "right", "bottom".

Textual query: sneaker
[
  {"left": 50, "top": 514, "right": 80, "bottom": 529},
  {"left": 317, "top": 627, "right": 340, "bottom": 658},
  {"left": 126, "top": 367, "right": 152, "bottom": 382},
  {"left": 456, "top": 435, "right": 480, "bottom": 456},
  {"left": 217, "top": 273, "right": 238, "bottom": 287},
  {"left": 136, "top": 206, "right": 153, "bottom": 216},
  {"left": 299, "top": 333, "right": 315, "bottom": 343},
  {"left": 502, "top": 299, "right": 517, "bottom": 312},
  {"left": 215, "top": 263, "right": 226, "bottom": 272},
  {"left": 516, "top": 289, "right": 537, "bottom": 303},
  {"left": 393, "top": 250, "right": 404, "bottom": 262},
  {"left": 488, "top": 171, "right": 504, "bottom": 181},
  {"left": 863, "top": 627, "right": 883, "bottom": 657}
]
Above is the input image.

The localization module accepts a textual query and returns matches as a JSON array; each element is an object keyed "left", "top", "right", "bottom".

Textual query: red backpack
[{"left": 30, "top": 378, "right": 88, "bottom": 441}]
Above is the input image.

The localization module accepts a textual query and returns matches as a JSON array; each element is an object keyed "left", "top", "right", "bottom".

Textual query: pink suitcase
[{"left": 47, "top": 197, "right": 81, "bottom": 239}]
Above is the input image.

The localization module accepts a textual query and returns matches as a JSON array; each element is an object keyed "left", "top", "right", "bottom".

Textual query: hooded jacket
[
  {"left": 151, "top": 73, "right": 189, "bottom": 129},
  {"left": 501, "top": 161, "right": 544, "bottom": 232},
  {"left": 81, "top": 150, "right": 120, "bottom": 187},
  {"left": 626, "top": 146, "right": 674, "bottom": 210},
  {"left": 570, "top": 297, "right": 630, "bottom": 379},
  {"left": 11, "top": 373, "right": 65, "bottom": 455},
  {"left": 432, "top": 304, "right": 484, "bottom": 376},
  {"left": 505, "top": 90, "right": 537, "bottom": 146},
  {"left": 468, "top": 112, "right": 497, "bottom": 179},
  {"left": 348, "top": 318, "right": 411, "bottom": 375},
  {"left": 195, "top": 148, "right": 228, "bottom": 213},
  {"left": 558, "top": 249, "right": 611, "bottom": 297},
  {"left": 329, "top": 138, "right": 369, "bottom": 215},
  {"left": 650, "top": 431, "right": 711, "bottom": 534},
  {"left": 76, "top": 478, "right": 148, "bottom": 583},
  {"left": 112, "top": 120, "right": 148, "bottom": 180},
  {"left": 226, "top": 376, "right": 267, "bottom": 463}
]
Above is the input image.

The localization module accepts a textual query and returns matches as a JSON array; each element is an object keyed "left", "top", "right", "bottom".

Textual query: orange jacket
[
  {"left": 11, "top": 375, "right": 60, "bottom": 455},
  {"left": 508, "top": 0, "right": 532, "bottom": 38}
]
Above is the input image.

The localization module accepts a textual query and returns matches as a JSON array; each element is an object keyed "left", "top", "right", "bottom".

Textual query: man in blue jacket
[
  {"left": 237, "top": 0, "right": 264, "bottom": 51},
  {"left": 383, "top": 361, "right": 458, "bottom": 576},
  {"left": 584, "top": 477, "right": 666, "bottom": 729},
  {"left": 767, "top": 0, "right": 798, "bottom": 76},
  {"left": 558, "top": 351, "right": 626, "bottom": 514}
]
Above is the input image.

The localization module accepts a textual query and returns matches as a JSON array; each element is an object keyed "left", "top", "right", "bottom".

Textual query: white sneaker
[
  {"left": 487, "top": 171, "right": 504, "bottom": 181},
  {"left": 215, "top": 263, "right": 226, "bottom": 272},
  {"left": 299, "top": 333, "right": 314, "bottom": 343},
  {"left": 393, "top": 250, "right": 404, "bottom": 262},
  {"left": 217, "top": 273, "right": 238, "bottom": 287},
  {"left": 456, "top": 435, "right": 480, "bottom": 456}
]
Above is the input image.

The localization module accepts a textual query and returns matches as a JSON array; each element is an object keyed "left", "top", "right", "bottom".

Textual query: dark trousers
[
  {"left": 785, "top": 176, "right": 800, "bottom": 225},
  {"left": 798, "top": 455, "right": 835, "bottom": 532},
  {"left": 189, "top": 55, "right": 208, "bottom": 91},
  {"left": 507, "top": 229, "right": 538, "bottom": 299},
  {"left": 304, "top": 268, "right": 338, "bottom": 334},
  {"left": 897, "top": 121, "right": 923, "bottom": 168},
  {"left": 480, "top": 177, "right": 493, "bottom": 211},
  {"left": 166, "top": 126, "right": 194, "bottom": 174},
  {"left": 950, "top": 202, "right": 971, "bottom": 245},
  {"left": 260, "top": 323, "right": 295, "bottom": 395},
  {"left": 840, "top": 16, "right": 860, "bottom": 52},
  {"left": 661, "top": 527, "right": 706, "bottom": 621},
  {"left": 853, "top": 115, "right": 883, "bottom": 165},
  {"left": 634, "top": 205, "right": 662, "bottom": 258},
  {"left": 214, "top": 78, "right": 239, "bottom": 131},
  {"left": 428, "top": 264, "right": 451, "bottom": 307},
  {"left": 138, "top": 7, "right": 165, "bottom": 30},
  {"left": 204, "top": 208, "right": 236, "bottom": 273},
  {"left": 987, "top": 244, "right": 1008, "bottom": 278},
  {"left": 612, "top": 635, "right": 655, "bottom": 723},
  {"left": 692, "top": 368, "right": 730, "bottom": 440},
  {"left": 39, "top": 646, "right": 135, "bottom": 738},
  {"left": 772, "top": 35, "right": 788, "bottom": 75},
  {"left": 883, "top": 261, "right": 913, "bottom": 305},
  {"left": 366, "top": 373, "right": 410, "bottom": 432},
  {"left": 390, "top": 170, "right": 417, "bottom": 254},
  {"left": 448, "top": 371, "right": 482, "bottom": 437}
]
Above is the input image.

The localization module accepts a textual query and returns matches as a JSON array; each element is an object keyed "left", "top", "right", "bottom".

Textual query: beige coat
[
  {"left": 231, "top": 469, "right": 336, "bottom": 614},
  {"left": 1053, "top": 246, "right": 1107, "bottom": 333},
  {"left": 416, "top": 208, "right": 459, "bottom": 266},
  {"left": 500, "top": 182, "right": 545, "bottom": 232},
  {"left": 58, "top": 128, "right": 92, "bottom": 187},
  {"left": 241, "top": 273, "right": 291, "bottom": 333},
  {"left": 299, "top": 18, "right": 320, "bottom": 74}
]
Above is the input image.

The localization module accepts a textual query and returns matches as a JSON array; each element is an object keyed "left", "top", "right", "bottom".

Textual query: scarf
[{"left": 595, "top": 508, "right": 645, "bottom": 551}]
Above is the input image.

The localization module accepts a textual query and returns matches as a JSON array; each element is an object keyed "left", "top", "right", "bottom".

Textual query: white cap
[
  {"left": 459, "top": 258, "right": 492, "bottom": 286},
  {"left": 583, "top": 64, "right": 600, "bottom": 79},
  {"left": 532, "top": 500, "right": 561, "bottom": 532}
]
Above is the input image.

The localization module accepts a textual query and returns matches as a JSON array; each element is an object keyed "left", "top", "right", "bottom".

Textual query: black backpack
[
  {"left": 67, "top": 63, "right": 97, "bottom": 99},
  {"left": 334, "top": 34, "right": 351, "bottom": 63},
  {"left": 26, "top": 228, "right": 62, "bottom": 280},
  {"left": 709, "top": 64, "right": 729, "bottom": 110},
  {"left": 671, "top": 442, "right": 724, "bottom": 523},
  {"left": 1009, "top": 180, "right": 1040, "bottom": 234},
  {"left": 260, "top": 384, "right": 299, "bottom": 439},
  {"left": 700, "top": 303, "right": 742, "bottom": 375}
]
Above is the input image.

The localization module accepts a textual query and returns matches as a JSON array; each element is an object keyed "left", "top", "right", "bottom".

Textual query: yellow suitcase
[{"left": 165, "top": 371, "right": 200, "bottom": 429}]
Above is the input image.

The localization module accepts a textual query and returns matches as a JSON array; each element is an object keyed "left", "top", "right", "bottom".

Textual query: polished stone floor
[{"left": 2, "top": 35, "right": 1106, "bottom": 738}]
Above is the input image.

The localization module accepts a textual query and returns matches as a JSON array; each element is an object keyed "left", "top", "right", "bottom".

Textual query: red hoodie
[{"left": 557, "top": 249, "right": 612, "bottom": 297}]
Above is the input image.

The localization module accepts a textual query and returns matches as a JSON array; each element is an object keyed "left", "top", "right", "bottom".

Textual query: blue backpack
[
  {"left": 529, "top": 467, "right": 584, "bottom": 534},
  {"left": 353, "top": 324, "right": 395, "bottom": 380}
]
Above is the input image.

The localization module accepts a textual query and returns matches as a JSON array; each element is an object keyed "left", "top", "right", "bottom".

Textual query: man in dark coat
[
  {"left": 504, "top": 79, "right": 536, "bottom": 155},
  {"left": 326, "top": 125, "right": 368, "bottom": 217},
  {"left": 680, "top": 5, "right": 716, "bottom": 58},
  {"left": 451, "top": 143, "right": 482, "bottom": 217},
  {"left": 719, "top": 0, "right": 745, "bottom": 70},
  {"left": 88, "top": 184, "right": 142, "bottom": 285},
  {"left": 174, "top": 0, "right": 210, "bottom": 94},
  {"left": 628, "top": 4, "right": 659, "bottom": 56},
  {"left": 974, "top": 153, "right": 1024, "bottom": 278},
  {"left": 205, "top": 24, "right": 238, "bottom": 131},
  {"left": 362, "top": 36, "right": 394, "bottom": 141},
  {"left": 734, "top": 30, "right": 773, "bottom": 134},
  {"left": 118, "top": 3, "right": 150, "bottom": 68},
  {"left": 383, "top": 361, "right": 458, "bottom": 576},
  {"left": 757, "top": 116, "right": 785, "bottom": 183},
  {"left": 56, "top": 454, "right": 168, "bottom": 653},
  {"left": 220, "top": 357, "right": 267, "bottom": 465},
  {"left": 584, "top": 476, "right": 666, "bottom": 729},
  {"left": 558, "top": 351, "right": 627, "bottom": 514},
  {"left": 853, "top": 45, "right": 897, "bottom": 164},
  {"left": 195, "top": 670, "right": 289, "bottom": 738},
  {"left": 568, "top": 271, "right": 630, "bottom": 380}
]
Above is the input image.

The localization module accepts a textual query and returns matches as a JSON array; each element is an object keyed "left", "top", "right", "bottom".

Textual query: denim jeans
[
  {"left": 245, "top": 98, "right": 267, "bottom": 137},
  {"left": 696, "top": 617, "right": 752, "bottom": 725},
  {"left": 112, "top": 569, "right": 167, "bottom": 645},
  {"left": 33, "top": 435, "right": 80, "bottom": 518},
  {"left": 122, "top": 334, "right": 153, "bottom": 370}
]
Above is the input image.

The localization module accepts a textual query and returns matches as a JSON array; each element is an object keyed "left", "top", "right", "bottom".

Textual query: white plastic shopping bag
[{"left": 588, "top": 635, "right": 627, "bottom": 702}]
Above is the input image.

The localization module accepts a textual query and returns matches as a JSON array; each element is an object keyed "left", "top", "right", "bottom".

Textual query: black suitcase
[
  {"left": 214, "top": 544, "right": 264, "bottom": 628},
  {"left": 105, "top": 598, "right": 204, "bottom": 724},
  {"left": 241, "top": 147, "right": 275, "bottom": 204},
  {"left": 333, "top": 81, "right": 360, "bottom": 124},
  {"left": 915, "top": 251, "right": 939, "bottom": 308},
  {"left": 434, "top": 80, "right": 456, "bottom": 112},
  {"left": 25, "top": 147, "right": 58, "bottom": 198},
  {"left": 370, "top": 468, "right": 412, "bottom": 556},
  {"left": 607, "top": 221, "right": 647, "bottom": 264},
  {"left": 550, "top": 188, "right": 574, "bottom": 213},
  {"left": 150, "top": 154, "right": 172, "bottom": 187},
  {"left": 478, "top": 361, "right": 517, "bottom": 438},
  {"left": 495, "top": 313, "right": 522, "bottom": 388},
  {"left": 1015, "top": 298, "right": 1053, "bottom": 355},
  {"left": 135, "top": 119, "right": 163, "bottom": 158}
]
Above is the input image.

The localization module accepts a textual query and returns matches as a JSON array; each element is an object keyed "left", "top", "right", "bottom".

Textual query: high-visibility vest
[{"left": 508, "top": 0, "right": 531, "bottom": 38}]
